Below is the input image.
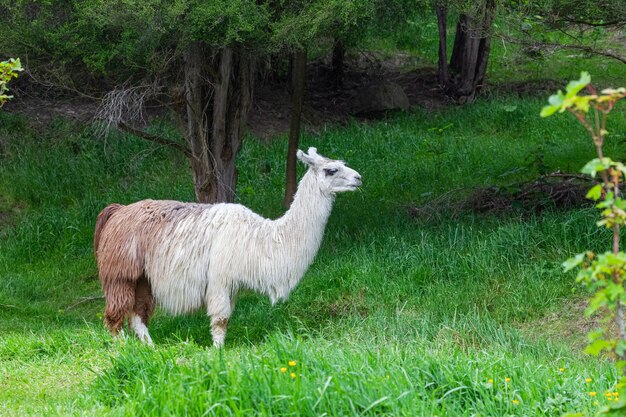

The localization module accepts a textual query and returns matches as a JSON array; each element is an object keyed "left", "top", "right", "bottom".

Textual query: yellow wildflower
[
  {"left": 559, "top": 368, "right": 564, "bottom": 372},
  {"left": 505, "top": 377, "right": 511, "bottom": 383},
  {"left": 280, "top": 367, "right": 287, "bottom": 373},
  {"left": 290, "top": 372, "right": 296, "bottom": 379},
  {"left": 590, "top": 392, "right": 597, "bottom": 397},
  {"left": 288, "top": 360, "right": 297, "bottom": 367},
  {"left": 511, "top": 399, "right": 520, "bottom": 405},
  {"left": 585, "top": 378, "right": 592, "bottom": 383},
  {"left": 488, "top": 379, "right": 493, "bottom": 384}
]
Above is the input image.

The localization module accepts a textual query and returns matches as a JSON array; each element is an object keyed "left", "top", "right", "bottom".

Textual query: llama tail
[{"left": 94, "top": 203, "right": 124, "bottom": 255}]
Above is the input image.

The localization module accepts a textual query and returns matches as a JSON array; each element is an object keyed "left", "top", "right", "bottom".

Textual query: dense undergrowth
[{"left": 1, "top": 91, "right": 626, "bottom": 415}]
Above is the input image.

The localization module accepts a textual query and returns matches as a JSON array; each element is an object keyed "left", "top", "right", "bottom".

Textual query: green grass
[{"left": 1, "top": 91, "right": 626, "bottom": 415}]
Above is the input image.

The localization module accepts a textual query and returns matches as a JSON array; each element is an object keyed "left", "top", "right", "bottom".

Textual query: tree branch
[
  {"left": 557, "top": 18, "right": 626, "bottom": 28},
  {"left": 117, "top": 122, "right": 193, "bottom": 159},
  {"left": 557, "top": 44, "right": 626, "bottom": 65},
  {"left": 64, "top": 295, "right": 104, "bottom": 311},
  {"left": 499, "top": 35, "right": 626, "bottom": 65}
]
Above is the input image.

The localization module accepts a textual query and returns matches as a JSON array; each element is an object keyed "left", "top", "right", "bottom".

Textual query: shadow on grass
[{"left": 147, "top": 293, "right": 295, "bottom": 348}]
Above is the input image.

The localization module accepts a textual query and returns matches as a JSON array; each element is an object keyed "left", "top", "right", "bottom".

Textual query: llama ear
[{"left": 297, "top": 149, "right": 316, "bottom": 167}]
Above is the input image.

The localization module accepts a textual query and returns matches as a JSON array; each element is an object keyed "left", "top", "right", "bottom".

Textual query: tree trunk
[
  {"left": 435, "top": 4, "right": 449, "bottom": 87},
  {"left": 449, "top": 14, "right": 468, "bottom": 75},
  {"left": 447, "top": 0, "right": 496, "bottom": 102},
  {"left": 474, "top": 0, "right": 495, "bottom": 91},
  {"left": 283, "top": 48, "right": 307, "bottom": 208},
  {"left": 184, "top": 42, "right": 213, "bottom": 203},
  {"left": 331, "top": 39, "right": 345, "bottom": 90},
  {"left": 184, "top": 43, "right": 254, "bottom": 203}
]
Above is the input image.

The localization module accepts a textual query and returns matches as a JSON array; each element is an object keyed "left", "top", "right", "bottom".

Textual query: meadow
[{"left": 2, "top": 47, "right": 626, "bottom": 415}]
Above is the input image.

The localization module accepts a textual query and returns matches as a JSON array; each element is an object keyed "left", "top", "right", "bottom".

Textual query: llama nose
[{"left": 354, "top": 175, "right": 362, "bottom": 185}]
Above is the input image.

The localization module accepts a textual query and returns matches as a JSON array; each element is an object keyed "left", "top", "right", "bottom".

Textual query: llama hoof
[
  {"left": 130, "top": 314, "right": 154, "bottom": 345},
  {"left": 140, "top": 334, "right": 154, "bottom": 346},
  {"left": 112, "top": 329, "right": 129, "bottom": 344}
]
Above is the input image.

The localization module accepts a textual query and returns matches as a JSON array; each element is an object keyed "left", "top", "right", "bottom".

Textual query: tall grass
[{"left": 0, "top": 95, "right": 625, "bottom": 415}]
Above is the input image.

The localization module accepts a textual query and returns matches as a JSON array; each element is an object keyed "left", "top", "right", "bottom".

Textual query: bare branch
[
  {"left": 64, "top": 295, "right": 104, "bottom": 311},
  {"left": 94, "top": 85, "right": 153, "bottom": 136},
  {"left": 556, "top": 18, "right": 626, "bottom": 28},
  {"left": 499, "top": 34, "right": 626, "bottom": 65},
  {"left": 22, "top": 64, "right": 101, "bottom": 101},
  {"left": 117, "top": 122, "right": 193, "bottom": 159}
]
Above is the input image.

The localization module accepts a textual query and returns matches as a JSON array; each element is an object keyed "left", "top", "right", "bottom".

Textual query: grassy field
[{"left": 1, "top": 86, "right": 626, "bottom": 416}]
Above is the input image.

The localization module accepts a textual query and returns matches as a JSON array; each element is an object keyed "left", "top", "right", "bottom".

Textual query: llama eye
[{"left": 324, "top": 168, "right": 338, "bottom": 176}]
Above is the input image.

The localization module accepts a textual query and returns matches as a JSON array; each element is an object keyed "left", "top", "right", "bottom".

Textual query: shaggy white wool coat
[{"left": 146, "top": 170, "right": 333, "bottom": 314}]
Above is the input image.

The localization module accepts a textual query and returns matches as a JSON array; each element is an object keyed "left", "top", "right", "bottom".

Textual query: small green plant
[
  {"left": 542, "top": 72, "right": 626, "bottom": 414},
  {"left": 0, "top": 57, "right": 22, "bottom": 107}
]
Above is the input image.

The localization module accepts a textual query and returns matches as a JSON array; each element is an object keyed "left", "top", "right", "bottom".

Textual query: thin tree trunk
[
  {"left": 287, "top": 53, "right": 295, "bottom": 94},
  {"left": 435, "top": 3, "right": 449, "bottom": 87},
  {"left": 210, "top": 47, "right": 234, "bottom": 203},
  {"left": 221, "top": 50, "right": 255, "bottom": 203},
  {"left": 184, "top": 42, "right": 213, "bottom": 203},
  {"left": 473, "top": 0, "right": 495, "bottom": 91},
  {"left": 331, "top": 39, "right": 345, "bottom": 90},
  {"left": 283, "top": 48, "right": 307, "bottom": 208},
  {"left": 450, "top": 14, "right": 467, "bottom": 74},
  {"left": 456, "top": 23, "right": 480, "bottom": 99}
]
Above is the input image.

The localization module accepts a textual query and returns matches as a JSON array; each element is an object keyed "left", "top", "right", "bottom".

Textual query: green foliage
[
  {"left": 270, "top": 0, "right": 375, "bottom": 49},
  {"left": 540, "top": 71, "right": 592, "bottom": 117},
  {"left": 0, "top": 0, "right": 383, "bottom": 85},
  {"left": 0, "top": 58, "right": 22, "bottom": 107},
  {"left": 543, "top": 73, "right": 626, "bottom": 414},
  {"left": 518, "top": 0, "right": 625, "bottom": 27}
]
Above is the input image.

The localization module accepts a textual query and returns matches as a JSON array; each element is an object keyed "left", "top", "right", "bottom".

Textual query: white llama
[{"left": 94, "top": 147, "right": 361, "bottom": 347}]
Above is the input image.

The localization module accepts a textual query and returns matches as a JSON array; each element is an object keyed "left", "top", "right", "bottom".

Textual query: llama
[{"left": 94, "top": 147, "right": 361, "bottom": 347}]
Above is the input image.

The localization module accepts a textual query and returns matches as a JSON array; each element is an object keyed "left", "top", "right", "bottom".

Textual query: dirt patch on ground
[
  {"left": 518, "top": 298, "right": 614, "bottom": 352},
  {"left": 487, "top": 78, "right": 565, "bottom": 97},
  {"left": 4, "top": 52, "right": 449, "bottom": 140},
  {"left": 252, "top": 64, "right": 448, "bottom": 139},
  {"left": 0, "top": 211, "right": 10, "bottom": 228},
  {"left": 408, "top": 172, "right": 594, "bottom": 222},
  {"left": 3, "top": 95, "right": 99, "bottom": 126}
]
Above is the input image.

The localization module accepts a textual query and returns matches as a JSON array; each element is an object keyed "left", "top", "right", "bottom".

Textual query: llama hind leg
[
  {"left": 130, "top": 276, "right": 155, "bottom": 345},
  {"left": 103, "top": 280, "right": 135, "bottom": 336}
]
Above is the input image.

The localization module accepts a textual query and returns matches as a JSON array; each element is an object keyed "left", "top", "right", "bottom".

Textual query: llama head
[{"left": 296, "top": 147, "right": 361, "bottom": 194}]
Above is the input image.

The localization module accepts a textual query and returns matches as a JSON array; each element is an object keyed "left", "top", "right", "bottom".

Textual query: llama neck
[
  {"left": 267, "top": 169, "right": 334, "bottom": 301},
  {"left": 281, "top": 169, "right": 334, "bottom": 237}
]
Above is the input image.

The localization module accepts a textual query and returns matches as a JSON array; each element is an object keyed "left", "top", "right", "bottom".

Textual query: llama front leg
[
  {"left": 207, "top": 291, "right": 233, "bottom": 348},
  {"left": 210, "top": 316, "right": 230, "bottom": 348}
]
